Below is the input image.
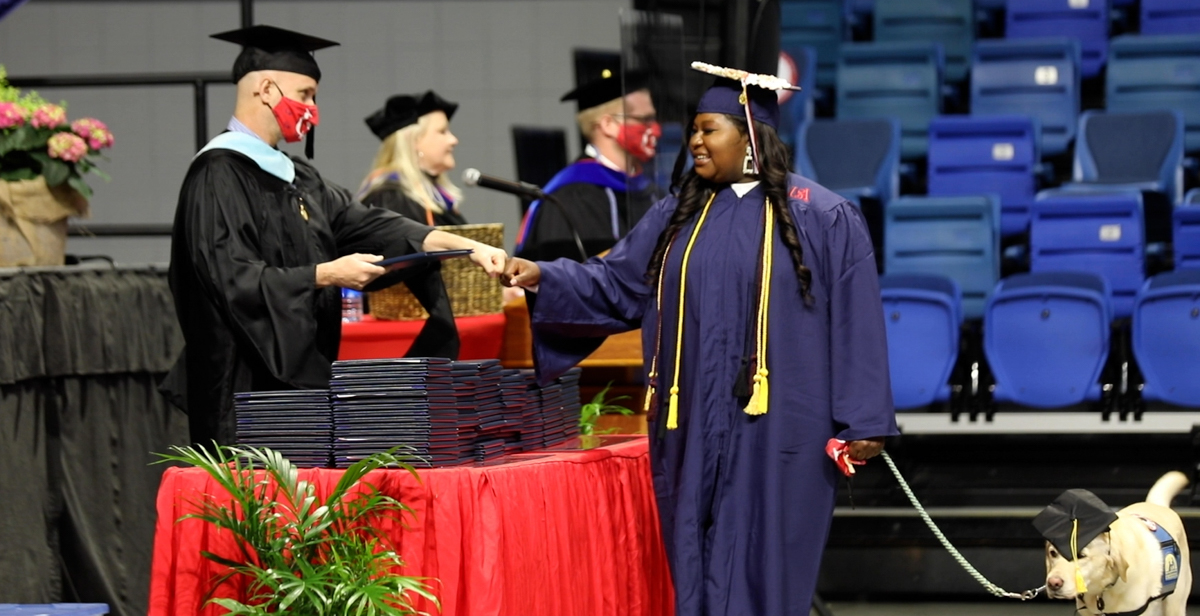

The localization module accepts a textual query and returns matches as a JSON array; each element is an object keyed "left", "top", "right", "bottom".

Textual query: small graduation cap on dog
[
  {"left": 211, "top": 25, "right": 339, "bottom": 158},
  {"left": 1033, "top": 489, "right": 1118, "bottom": 594},
  {"left": 690, "top": 62, "right": 800, "bottom": 175}
]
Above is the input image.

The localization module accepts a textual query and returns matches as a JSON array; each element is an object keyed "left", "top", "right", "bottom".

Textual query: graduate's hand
[
  {"left": 315, "top": 254, "right": 386, "bottom": 290},
  {"left": 501, "top": 257, "right": 541, "bottom": 289},
  {"left": 846, "top": 437, "right": 885, "bottom": 461},
  {"left": 468, "top": 244, "right": 508, "bottom": 278}
]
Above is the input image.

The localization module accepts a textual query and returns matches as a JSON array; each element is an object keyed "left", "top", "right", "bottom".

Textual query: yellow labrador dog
[{"left": 1042, "top": 472, "right": 1190, "bottom": 616}]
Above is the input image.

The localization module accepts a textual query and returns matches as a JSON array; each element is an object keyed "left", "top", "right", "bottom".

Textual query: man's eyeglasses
[{"left": 613, "top": 113, "right": 658, "bottom": 125}]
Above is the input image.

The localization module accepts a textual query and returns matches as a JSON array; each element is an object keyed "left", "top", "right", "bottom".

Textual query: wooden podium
[
  {"left": 499, "top": 296, "right": 648, "bottom": 433},
  {"left": 498, "top": 296, "right": 644, "bottom": 369}
]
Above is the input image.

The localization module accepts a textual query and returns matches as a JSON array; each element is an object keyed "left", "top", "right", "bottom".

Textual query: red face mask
[
  {"left": 269, "top": 82, "right": 320, "bottom": 143},
  {"left": 616, "top": 121, "right": 661, "bottom": 163}
]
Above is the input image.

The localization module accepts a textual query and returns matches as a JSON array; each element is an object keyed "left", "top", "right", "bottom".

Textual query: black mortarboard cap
[
  {"left": 211, "top": 25, "right": 339, "bottom": 83},
  {"left": 560, "top": 69, "right": 650, "bottom": 111},
  {"left": 1032, "top": 489, "right": 1119, "bottom": 561},
  {"left": 365, "top": 91, "right": 459, "bottom": 140}
]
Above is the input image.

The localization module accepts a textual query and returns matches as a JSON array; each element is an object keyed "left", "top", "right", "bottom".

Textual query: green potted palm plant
[
  {"left": 156, "top": 444, "right": 437, "bottom": 616},
  {"left": 578, "top": 382, "right": 634, "bottom": 445}
]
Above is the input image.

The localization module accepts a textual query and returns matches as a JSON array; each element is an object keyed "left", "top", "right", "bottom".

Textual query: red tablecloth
[
  {"left": 147, "top": 437, "right": 673, "bottom": 616},
  {"left": 338, "top": 313, "right": 507, "bottom": 361}
]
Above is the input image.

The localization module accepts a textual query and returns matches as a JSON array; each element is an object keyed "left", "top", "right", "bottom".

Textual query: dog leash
[{"left": 879, "top": 451, "right": 1046, "bottom": 601}]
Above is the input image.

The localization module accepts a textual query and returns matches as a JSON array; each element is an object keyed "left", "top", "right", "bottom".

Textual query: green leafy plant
[
  {"left": 0, "top": 64, "right": 113, "bottom": 198},
  {"left": 155, "top": 444, "right": 437, "bottom": 616},
  {"left": 579, "top": 382, "right": 634, "bottom": 436}
]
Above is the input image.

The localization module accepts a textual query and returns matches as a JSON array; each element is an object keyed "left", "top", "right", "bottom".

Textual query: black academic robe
[
  {"left": 528, "top": 175, "right": 899, "bottom": 615},
  {"left": 361, "top": 181, "right": 468, "bottom": 227},
  {"left": 165, "top": 149, "right": 459, "bottom": 446},
  {"left": 516, "top": 157, "right": 655, "bottom": 262}
]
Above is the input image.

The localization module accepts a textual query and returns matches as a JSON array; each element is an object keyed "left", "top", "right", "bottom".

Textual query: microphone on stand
[
  {"left": 462, "top": 168, "right": 546, "bottom": 201},
  {"left": 461, "top": 169, "right": 588, "bottom": 262}
]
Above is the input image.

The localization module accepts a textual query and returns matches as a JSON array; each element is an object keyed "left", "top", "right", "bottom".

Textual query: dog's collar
[{"left": 1095, "top": 515, "right": 1181, "bottom": 616}]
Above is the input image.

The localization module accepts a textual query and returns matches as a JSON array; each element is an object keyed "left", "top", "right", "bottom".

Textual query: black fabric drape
[{"left": 0, "top": 265, "right": 189, "bottom": 616}]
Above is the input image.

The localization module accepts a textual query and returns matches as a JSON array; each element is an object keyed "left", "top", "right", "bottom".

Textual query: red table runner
[
  {"left": 338, "top": 313, "right": 507, "bottom": 361},
  {"left": 147, "top": 437, "right": 673, "bottom": 616}
]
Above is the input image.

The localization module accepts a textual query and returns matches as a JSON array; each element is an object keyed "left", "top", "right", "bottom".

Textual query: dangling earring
[{"left": 742, "top": 144, "right": 755, "bottom": 175}]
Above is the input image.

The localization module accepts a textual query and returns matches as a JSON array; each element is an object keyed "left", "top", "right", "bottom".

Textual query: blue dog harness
[{"left": 1097, "top": 515, "right": 1181, "bottom": 616}]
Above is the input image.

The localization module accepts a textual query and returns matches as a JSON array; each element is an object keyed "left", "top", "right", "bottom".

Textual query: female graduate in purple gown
[{"left": 502, "top": 64, "right": 898, "bottom": 616}]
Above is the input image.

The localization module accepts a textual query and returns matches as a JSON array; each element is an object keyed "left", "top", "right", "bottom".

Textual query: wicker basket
[{"left": 369, "top": 223, "right": 504, "bottom": 321}]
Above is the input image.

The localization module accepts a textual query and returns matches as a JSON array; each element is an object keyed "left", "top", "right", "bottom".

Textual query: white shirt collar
[
  {"left": 584, "top": 143, "right": 625, "bottom": 173},
  {"left": 731, "top": 180, "right": 760, "bottom": 198}
]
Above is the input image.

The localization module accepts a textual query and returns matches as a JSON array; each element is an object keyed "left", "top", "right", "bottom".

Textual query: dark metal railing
[
  {"left": 4, "top": 0, "right": 255, "bottom": 239},
  {"left": 6, "top": 72, "right": 229, "bottom": 154}
]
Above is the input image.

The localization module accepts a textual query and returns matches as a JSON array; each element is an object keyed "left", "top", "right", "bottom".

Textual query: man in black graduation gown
[
  {"left": 164, "top": 25, "right": 507, "bottom": 446},
  {"left": 514, "top": 68, "right": 660, "bottom": 261}
]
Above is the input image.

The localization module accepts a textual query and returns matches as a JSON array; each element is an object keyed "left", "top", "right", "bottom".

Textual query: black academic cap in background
[
  {"left": 560, "top": 69, "right": 650, "bottom": 111},
  {"left": 211, "top": 24, "right": 339, "bottom": 83},
  {"left": 365, "top": 91, "right": 459, "bottom": 140},
  {"left": 1032, "top": 489, "right": 1119, "bottom": 561}
]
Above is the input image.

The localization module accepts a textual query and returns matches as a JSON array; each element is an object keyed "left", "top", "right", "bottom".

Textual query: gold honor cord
[
  {"left": 644, "top": 193, "right": 779, "bottom": 430},
  {"left": 744, "top": 201, "right": 774, "bottom": 415}
]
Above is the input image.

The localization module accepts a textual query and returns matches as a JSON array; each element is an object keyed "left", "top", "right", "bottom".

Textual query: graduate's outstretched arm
[
  {"left": 501, "top": 257, "right": 540, "bottom": 289},
  {"left": 422, "top": 229, "right": 507, "bottom": 277},
  {"left": 315, "top": 253, "right": 386, "bottom": 290}
]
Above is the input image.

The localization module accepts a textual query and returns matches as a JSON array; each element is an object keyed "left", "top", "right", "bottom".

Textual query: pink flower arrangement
[
  {"left": 30, "top": 103, "right": 67, "bottom": 129},
  {"left": 2, "top": 64, "right": 114, "bottom": 199},
  {"left": 48, "top": 132, "right": 88, "bottom": 162},
  {"left": 0, "top": 102, "right": 24, "bottom": 129},
  {"left": 71, "top": 118, "right": 114, "bottom": 150}
]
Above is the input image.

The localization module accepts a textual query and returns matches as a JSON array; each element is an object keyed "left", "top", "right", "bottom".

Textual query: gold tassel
[
  {"left": 744, "top": 369, "right": 770, "bottom": 415},
  {"left": 1072, "top": 519, "right": 1089, "bottom": 594},
  {"left": 756, "top": 369, "right": 769, "bottom": 415},
  {"left": 667, "top": 386, "right": 680, "bottom": 429},
  {"left": 642, "top": 383, "right": 655, "bottom": 412}
]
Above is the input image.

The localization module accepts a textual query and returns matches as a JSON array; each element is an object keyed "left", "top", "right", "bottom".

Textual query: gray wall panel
[{"left": 0, "top": 0, "right": 631, "bottom": 262}]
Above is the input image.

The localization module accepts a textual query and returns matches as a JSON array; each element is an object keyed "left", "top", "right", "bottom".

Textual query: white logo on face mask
[
  {"left": 642, "top": 129, "right": 657, "bottom": 150},
  {"left": 296, "top": 110, "right": 313, "bottom": 135}
]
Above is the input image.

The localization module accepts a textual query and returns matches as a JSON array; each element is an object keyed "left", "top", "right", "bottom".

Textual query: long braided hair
[{"left": 644, "top": 115, "right": 813, "bottom": 305}]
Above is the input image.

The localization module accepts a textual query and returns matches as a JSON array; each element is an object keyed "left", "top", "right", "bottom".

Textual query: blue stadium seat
[
  {"left": 1030, "top": 189, "right": 1145, "bottom": 318},
  {"left": 1073, "top": 110, "right": 1184, "bottom": 204},
  {"left": 880, "top": 274, "right": 962, "bottom": 409},
  {"left": 927, "top": 115, "right": 1039, "bottom": 237},
  {"left": 971, "top": 38, "right": 1081, "bottom": 157},
  {"left": 1141, "top": 0, "right": 1200, "bottom": 35},
  {"left": 794, "top": 117, "right": 900, "bottom": 206},
  {"left": 777, "top": 43, "right": 818, "bottom": 150},
  {"left": 1005, "top": 0, "right": 1109, "bottom": 78},
  {"left": 1175, "top": 189, "right": 1200, "bottom": 269},
  {"left": 1107, "top": 34, "right": 1200, "bottom": 154},
  {"left": 873, "top": 0, "right": 975, "bottom": 83},
  {"left": 1132, "top": 269, "right": 1200, "bottom": 407},
  {"left": 884, "top": 195, "right": 1001, "bottom": 319},
  {"left": 985, "top": 272, "right": 1112, "bottom": 407},
  {"left": 781, "top": 0, "right": 847, "bottom": 88},
  {"left": 837, "top": 41, "right": 944, "bottom": 160}
]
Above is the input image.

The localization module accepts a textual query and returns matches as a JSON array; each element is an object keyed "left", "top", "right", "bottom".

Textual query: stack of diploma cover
[
  {"left": 329, "top": 358, "right": 464, "bottom": 468},
  {"left": 234, "top": 389, "right": 334, "bottom": 467}
]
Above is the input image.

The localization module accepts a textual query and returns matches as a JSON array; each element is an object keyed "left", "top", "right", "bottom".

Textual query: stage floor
[{"left": 816, "top": 601, "right": 1200, "bottom": 615}]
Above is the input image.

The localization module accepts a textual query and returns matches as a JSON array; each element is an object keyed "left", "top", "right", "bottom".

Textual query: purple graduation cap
[{"left": 691, "top": 62, "right": 800, "bottom": 175}]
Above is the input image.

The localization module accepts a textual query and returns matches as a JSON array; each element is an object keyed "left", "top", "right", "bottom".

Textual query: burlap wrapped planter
[{"left": 0, "top": 178, "right": 89, "bottom": 267}]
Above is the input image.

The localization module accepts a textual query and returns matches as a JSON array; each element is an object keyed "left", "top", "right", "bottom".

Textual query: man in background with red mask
[
  {"left": 164, "top": 25, "right": 507, "bottom": 446},
  {"left": 514, "top": 68, "right": 659, "bottom": 262}
]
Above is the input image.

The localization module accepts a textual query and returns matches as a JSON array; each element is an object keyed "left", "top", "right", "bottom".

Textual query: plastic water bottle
[{"left": 341, "top": 288, "right": 363, "bottom": 323}]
